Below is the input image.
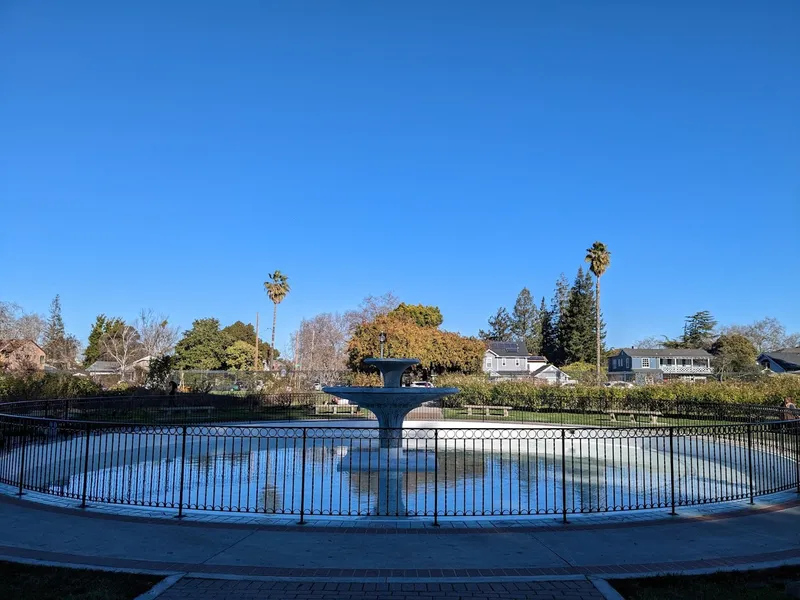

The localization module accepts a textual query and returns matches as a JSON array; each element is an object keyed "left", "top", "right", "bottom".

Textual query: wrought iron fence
[{"left": 0, "top": 408, "right": 798, "bottom": 521}]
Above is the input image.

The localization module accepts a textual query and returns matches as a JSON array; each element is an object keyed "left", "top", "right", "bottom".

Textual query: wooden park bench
[
  {"left": 313, "top": 403, "right": 360, "bottom": 415},
  {"left": 464, "top": 405, "right": 513, "bottom": 418},
  {"left": 152, "top": 406, "right": 215, "bottom": 418},
  {"left": 604, "top": 409, "right": 662, "bottom": 425}
]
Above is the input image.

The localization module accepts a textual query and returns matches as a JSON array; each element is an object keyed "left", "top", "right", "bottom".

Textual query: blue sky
[{"left": 1, "top": 1, "right": 798, "bottom": 354}]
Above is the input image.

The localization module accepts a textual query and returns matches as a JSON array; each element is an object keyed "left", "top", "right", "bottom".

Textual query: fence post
[
  {"left": 561, "top": 429, "right": 568, "bottom": 524},
  {"left": 298, "top": 428, "right": 308, "bottom": 525},
  {"left": 669, "top": 427, "right": 676, "bottom": 515},
  {"left": 80, "top": 423, "right": 92, "bottom": 509},
  {"left": 433, "top": 428, "right": 440, "bottom": 527},
  {"left": 747, "top": 423, "right": 754, "bottom": 505},
  {"left": 17, "top": 425, "right": 28, "bottom": 496},
  {"left": 63, "top": 399, "right": 70, "bottom": 420},
  {"left": 176, "top": 426, "right": 187, "bottom": 519},
  {"left": 794, "top": 423, "right": 800, "bottom": 494}
]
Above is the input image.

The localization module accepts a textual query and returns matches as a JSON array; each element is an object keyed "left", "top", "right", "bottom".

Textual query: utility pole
[
  {"left": 293, "top": 333, "right": 300, "bottom": 389},
  {"left": 254, "top": 312, "right": 260, "bottom": 370},
  {"left": 309, "top": 329, "right": 316, "bottom": 373}
]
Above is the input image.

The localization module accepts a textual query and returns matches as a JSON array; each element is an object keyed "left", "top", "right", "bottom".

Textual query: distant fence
[{"left": 0, "top": 394, "right": 796, "bottom": 427}]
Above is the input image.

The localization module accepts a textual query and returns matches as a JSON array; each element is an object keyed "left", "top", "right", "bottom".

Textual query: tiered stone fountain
[
  {"left": 323, "top": 358, "right": 458, "bottom": 515},
  {"left": 323, "top": 358, "right": 459, "bottom": 449}
]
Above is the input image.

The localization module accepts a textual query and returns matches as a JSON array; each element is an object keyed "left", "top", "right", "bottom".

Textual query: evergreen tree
[
  {"left": 511, "top": 288, "right": 540, "bottom": 354},
  {"left": 710, "top": 333, "right": 757, "bottom": 375},
  {"left": 42, "top": 295, "right": 66, "bottom": 353},
  {"left": 685, "top": 311, "right": 717, "bottom": 348},
  {"left": 539, "top": 296, "right": 561, "bottom": 364},
  {"left": 478, "top": 307, "right": 513, "bottom": 341},
  {"left": 559, "top": 268, "right": 598, "bottom": 364},
  {"left": 389, "top": 304, "right": 444, "bottom": 328},
  {"left": 554, "top": 273, "right": 570, "bottom": 318},
  {"left": 174, "top": 318, "right": 232, "bottom": 370},
  {"left": 42, "top": 295, "right": 79, "bottom": 369},
  {"left": 83, "top": 315, "right": 108, "bottom": 366},
  {"left": 665, "top": 311, "right": 717, "bottom": 349},
  {"left": 221, "top": 321, "right": 277, "bottom": 362}
]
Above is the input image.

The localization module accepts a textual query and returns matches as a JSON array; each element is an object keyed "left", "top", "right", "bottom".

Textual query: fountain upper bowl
[{"left": 322, "top": 386, "right": 459, "bottom": 406}]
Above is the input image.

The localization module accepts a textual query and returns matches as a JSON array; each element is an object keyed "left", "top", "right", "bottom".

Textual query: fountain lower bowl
[{"left": 322, "top": 387, "right": 459, "bottom": 406}]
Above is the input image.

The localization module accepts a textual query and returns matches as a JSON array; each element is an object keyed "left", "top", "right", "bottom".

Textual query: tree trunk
[
  {"left": 596, "top": 276, "right": 601, "bottom": 384},
  {"left": 270, "top": 303, "right": 277, "bottom": 370}
]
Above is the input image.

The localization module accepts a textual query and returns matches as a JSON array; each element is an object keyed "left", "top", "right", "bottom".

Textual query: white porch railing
[{"left": 660, "top": 364, "right": 712, "bottom": 374}]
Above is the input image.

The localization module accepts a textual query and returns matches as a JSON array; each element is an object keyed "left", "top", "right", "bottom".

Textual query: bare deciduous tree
[
  {"left": 102, "top": 319, "right": 144, "bottom": 380},
  {"left": 343, "top": 292, "right": 400, "bottom": 334},
  {"left": 632, "top": 336, "right": 666, "bottom": 349},
  {"left": 136, "top": 309, "right": 180, "bottom": 358},
  {"left": 294, "top": 313, "right": 348, "bottom": 375},
  {"left": 720, "top": 317, "right": 797, "bottom": 354},
  {"left": 0, "top": 301, "right": 46, "bottom": 343}
]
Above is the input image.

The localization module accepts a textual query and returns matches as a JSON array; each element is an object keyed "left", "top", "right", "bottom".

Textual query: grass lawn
[
  {"left": 610, "top": 566, "right": 800, "bottom": 599},
  {"left": 442, "top": 408, "right": 732, "bottom": 428},
  {"left": 0, "top": 560, "right": 162, "bottom": 600}
]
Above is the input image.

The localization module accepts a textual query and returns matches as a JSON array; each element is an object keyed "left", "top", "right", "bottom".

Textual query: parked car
[{"left": 409, "top": 381, "right": 434, "bottom": 388}]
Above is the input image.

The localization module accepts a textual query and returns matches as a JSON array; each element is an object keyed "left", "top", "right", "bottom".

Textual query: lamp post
[{"left": 379, "top": 331, "right": 386, "bottom": 359}]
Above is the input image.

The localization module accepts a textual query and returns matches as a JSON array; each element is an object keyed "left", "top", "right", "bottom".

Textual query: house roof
[
  {"left": 0, "top": 339, "right": 44, "bottom": 355},
  {"left": 618, "top": 348, "right": 712, "bottom": 358},
  {"left": 486, "top": 341, "right": 529, "bottom": 357},
  {"left": 85, "top": 360, "right": 120, "bottom": 373},
  {"left": 529, "top": 364, "right": 569, "bottom": 378},
  {"left": 759, "top": 352, "right": 800, "bottom": 371}
]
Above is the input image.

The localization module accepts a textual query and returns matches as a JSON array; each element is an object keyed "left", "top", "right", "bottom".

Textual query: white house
[
  {"left": 526, "top": 355, "right": 547, "bottom": 373},
  {"left": 483, "top": 341, "right": 572, "bottom": 385},
  {"left": 528, "top": 364, "right": 573, "bottom": 385}
]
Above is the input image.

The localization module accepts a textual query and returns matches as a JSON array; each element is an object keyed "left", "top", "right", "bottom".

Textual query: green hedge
[
  {"left": 0, "top": 373, "right": 102, "bottom": 401},
  {"left": 435, "top": 374, "right": 800, "bottom": 410}
]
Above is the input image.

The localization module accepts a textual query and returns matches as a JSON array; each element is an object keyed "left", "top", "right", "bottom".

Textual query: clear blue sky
[{"left": 1, "top": 1, "right": 798, "bottom": 354}]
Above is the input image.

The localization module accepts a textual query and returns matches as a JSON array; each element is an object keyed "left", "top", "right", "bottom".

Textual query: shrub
[
  {"left": 432, "top": 374, "right": 800, "bottom": 410},
  {"left": 0, "top": 373, "right": 102, "bottom": 401}
]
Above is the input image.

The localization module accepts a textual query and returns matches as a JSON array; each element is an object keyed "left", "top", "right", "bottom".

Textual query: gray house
[
  {"left": 607, "top": 348, "right": 713, "bottom": 384},
  {"left": 483, "top": 341, "right": 530, "bottom": 376},
  {"left": 757, "top": 349, "right": 800, "bottom": 373}
]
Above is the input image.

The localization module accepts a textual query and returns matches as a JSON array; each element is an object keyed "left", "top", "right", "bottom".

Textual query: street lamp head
[{"left": 379, "top": 332, "right": 386, "bottom": 344}]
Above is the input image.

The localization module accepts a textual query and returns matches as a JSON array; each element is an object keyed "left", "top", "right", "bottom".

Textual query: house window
[
  {"left": 501, "top": 358, "right": 506, "bottom": 366},
  {"left": 39, "top": 355, "right": 44, "bottom": 364},
  {"left": 515, "top": 359, "right": 520, "bottom": 366},
  {"left": 641, "top": 358, "right": 651, "bottom": 368},
  {"left": 485, "top": 358, "right": 492, "bottom": 367}
]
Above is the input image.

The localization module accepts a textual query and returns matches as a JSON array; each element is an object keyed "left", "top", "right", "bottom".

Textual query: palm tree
[
  {"left": 585, "top": 242, "right": 611, "bottom": 384},
  {"left": 264, "top": 270, "right": 291, "bottom": 369}
]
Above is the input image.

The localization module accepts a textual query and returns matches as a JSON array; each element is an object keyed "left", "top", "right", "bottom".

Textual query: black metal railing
[{"left": 0, "top": 408, "right": 798, "bottom": 520}]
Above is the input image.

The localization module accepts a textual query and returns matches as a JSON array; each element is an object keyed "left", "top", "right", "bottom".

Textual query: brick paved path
[{"left": 157, "top": 578, "right": 604, "bottom": 599}]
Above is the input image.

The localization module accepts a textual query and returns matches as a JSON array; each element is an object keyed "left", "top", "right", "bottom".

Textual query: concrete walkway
[{"left": 2, "top": 494, "right": 800, "bottom": 598}]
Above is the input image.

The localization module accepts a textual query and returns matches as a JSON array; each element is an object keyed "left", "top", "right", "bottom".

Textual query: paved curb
[
  {"left": 134, "top": 574, "right": 184, "bottom": 600},
  {"left": 2, "top": 550, "right": 800, "bottom": 582},
  {"left": 2, "top": 488, "right": 799, "bottom": 534},
  {"left": 589, "top": 578, "right": 626, "bottom": 600}
]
